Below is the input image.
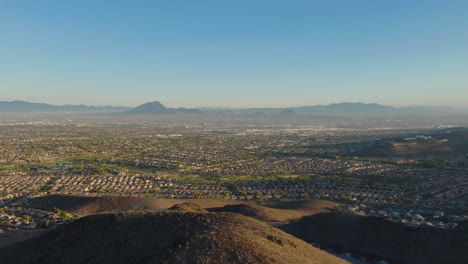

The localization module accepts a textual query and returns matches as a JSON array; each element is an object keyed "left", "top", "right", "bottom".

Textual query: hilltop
[
  {"left": 0, "top": 210, "right": 347, "bottom": 264},
  {"left": 209, "top": 200, "right": 342, "bottom": 222},
  {"left": 124, "top": 101, "right": 202, "bottom": 115},
  {"left": 208, "top": 203, "right": 295, "bottom": 222},
  {"left": 168, "top": 202, "right": 209, "bottom": 213}
]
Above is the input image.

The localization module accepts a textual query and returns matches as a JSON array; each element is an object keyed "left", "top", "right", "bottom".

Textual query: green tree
[{"left": 22, "top": 215, "right": 32, "bottom": 223}]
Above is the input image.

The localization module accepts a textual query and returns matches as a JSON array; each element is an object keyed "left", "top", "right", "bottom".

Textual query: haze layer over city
[{"left": 0, "top": 1, "right": 467, "bottom": 264}]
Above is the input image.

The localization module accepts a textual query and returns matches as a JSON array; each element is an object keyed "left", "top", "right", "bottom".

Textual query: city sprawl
[{"left": 1, "top": 119, "right": 467, "bottom": 231}]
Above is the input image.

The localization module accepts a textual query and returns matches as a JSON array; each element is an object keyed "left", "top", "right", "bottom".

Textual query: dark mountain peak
[
  {"left": 145, "top": 101, "right": 165, "bottom": 107},
  {"left": 125, "top": 101, "right": 203, "bottom": 115},
  {"left": 126, "top": 101, "right": 173, "bottom": 114},
  {"left": 278, "top": 108, "right": 300, "bottom": 117},
  {"left": 137, "top": 101, "right": 167, "bottom": 110}
]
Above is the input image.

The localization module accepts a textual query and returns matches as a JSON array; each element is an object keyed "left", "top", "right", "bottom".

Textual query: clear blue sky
[{"left": 1, "top": 0, "right": 467, "bottom": 108}]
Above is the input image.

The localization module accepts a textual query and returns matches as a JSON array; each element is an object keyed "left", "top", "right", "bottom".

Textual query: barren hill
[
  {"left": 354, "top": 130, "right": 468, "bottom": 158},
  {"left": 28, "top": 195, "right": 341, "bottom": 221},
  {"left": 208, "top": 200, "right": 342, "bottom": 222},
  {"left": 168, "top": 202, "right": 209, "bottom": 213},
  {"left": 208, "top": 204, "right": 289, "bottom": 222},
  {"left": 280, "top": 211, "right": 468, "bottom": 264},
  {"left": 0, "top": 211, "right": 347, "bottom": 264},
  {"left": 28, "top": 195, "right": 249, "bottom": 216}
]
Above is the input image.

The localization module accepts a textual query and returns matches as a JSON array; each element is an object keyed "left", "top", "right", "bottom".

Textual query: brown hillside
[
  {"left": 356, "top": 140, "right": 453, "bottom": 158},
  {"left": 28, "top": 195, "right": 99, "bottom": 213},
  {"left": 208, "top": 204, "right": 289, "bottom": 222},
  {"left": 355, "top": 131, "right": 468, "bottom": 158},
  {"left": 28, "top": 195, "right": 249, "bottom": 216},
  {"left": 28, "top": 195, "right": 340, "bottom": 221},
  {"left": 280, "top": 211, "right": 468, "bottom": 264},
  {"left": 168, "top": 202, "right": 208, "bottom": 213},
  {"left": 206, "top": 200, "right": 340, "bottom": 222},
  {"left": 0, "top": 211, "right": 347, "bottom": 264}
]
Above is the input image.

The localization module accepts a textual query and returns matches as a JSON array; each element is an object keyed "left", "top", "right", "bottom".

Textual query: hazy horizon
[
  {"left": 2, "top": 98, "right": 468, "bottom": 111},
  {"left": 1, "top": 1, "right": 468, "bottom": 108}
]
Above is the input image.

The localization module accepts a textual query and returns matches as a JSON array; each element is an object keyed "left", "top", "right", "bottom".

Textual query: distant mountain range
[
  {"left": 1, "top": 100, "right": 467, "bottom": 118},
  {"left": 239, "top": 102, "right": 395, "bottom": 116},
  {"left": 294, "top": 102, "right": 395, "bottom": 114},
  {"left": 241, "top": 102, "right": 468, "bottom": 117},
  {"left": 0, "top": 100, "right": 130, "bottom": 112}
]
